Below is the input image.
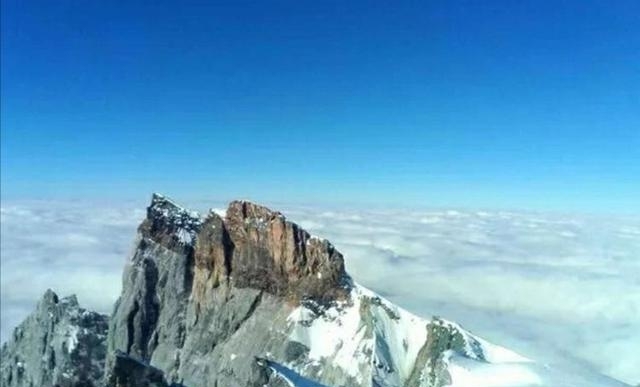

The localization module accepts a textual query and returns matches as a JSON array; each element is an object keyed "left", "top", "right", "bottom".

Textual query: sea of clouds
[{"left": 1, "top": 198, "right": 638, "bottom": 384}]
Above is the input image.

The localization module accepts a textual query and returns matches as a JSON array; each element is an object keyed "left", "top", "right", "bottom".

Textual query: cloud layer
[{"left": 1, "top": 199, "right": 638, "bottom": 384}]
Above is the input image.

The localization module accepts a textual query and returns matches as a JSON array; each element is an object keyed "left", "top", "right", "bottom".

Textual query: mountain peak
[
  {"left": 226, "top": 200, "right": 284, "bottom": 222},
  {"left": 141, "top": 194, "right": 351, "bottom": 303},
  {"left": 114, "top": 195, "right": 631, "bottom": 387},
  {"left": 2, "top": 195, "right": 630, "bottom": 387},
  {"left": 40, "top": 288, "right": 59, "bottom": 305},
  {"left": 140, "top": 193, "right": 202, "bottom": 252}
]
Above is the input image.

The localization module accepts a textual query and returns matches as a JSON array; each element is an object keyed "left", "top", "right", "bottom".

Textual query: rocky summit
[
  {"left": 0, "top": 194, "right": 631, "bottom": 387},
  {"left": 106, "top": 194, "right": 354, "bottom": 387}
]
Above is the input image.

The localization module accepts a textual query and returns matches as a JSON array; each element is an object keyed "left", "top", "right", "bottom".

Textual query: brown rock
[{"left": 222, "top": 200, "right": 351, "bottom": 304}]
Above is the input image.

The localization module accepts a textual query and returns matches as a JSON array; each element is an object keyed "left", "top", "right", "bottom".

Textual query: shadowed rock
[{"left": 105, "top": 351, "right": 179, "bottom": 387}]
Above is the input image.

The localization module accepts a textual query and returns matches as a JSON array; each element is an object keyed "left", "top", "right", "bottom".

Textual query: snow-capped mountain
[{"left": 0, "top": 194, "right": 631, "bottom": 387}]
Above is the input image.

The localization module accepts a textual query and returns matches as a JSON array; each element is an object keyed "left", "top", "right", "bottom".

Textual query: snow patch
[
  {"left": 66, "top": 325, "right": 79, "bottom": 353},
  {"left": 286, "top": 283, "right": 431, "bottom": 383},
  {"left": 287, "top": 291, "right": 370, "bottom": 382},
  {"left": 176, "top": 228, "right": 195, "bottom": 245}
]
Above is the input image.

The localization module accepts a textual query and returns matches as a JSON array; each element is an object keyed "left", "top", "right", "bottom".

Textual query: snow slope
[{"left": 282, "top": 282, "right": 630, "bottom": 387}]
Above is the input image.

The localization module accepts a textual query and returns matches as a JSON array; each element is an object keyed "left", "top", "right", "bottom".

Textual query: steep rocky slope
[
  {"left": 1, "top": 194, "right": 632, "bottom": 387},
  {"left": 106, "top": 194, "right": 358, "bottom": 387}
]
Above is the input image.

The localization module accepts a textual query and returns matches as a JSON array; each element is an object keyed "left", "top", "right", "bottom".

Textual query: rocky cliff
[{"left": 106, "top": 194, "right": 354, "bottom": 387}]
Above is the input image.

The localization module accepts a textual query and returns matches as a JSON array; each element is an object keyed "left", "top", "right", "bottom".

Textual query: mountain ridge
[{"left": 0, "top": 194, "right": 632, "bottom": 387}]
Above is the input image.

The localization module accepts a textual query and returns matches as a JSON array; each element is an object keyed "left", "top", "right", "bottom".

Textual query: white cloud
[{"left": 1, "top": 199, "right": 638, "bottom": 385}]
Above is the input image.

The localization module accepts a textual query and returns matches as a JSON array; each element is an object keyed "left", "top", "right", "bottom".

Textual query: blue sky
[{"left": 1, "top": 0, "right": 638, "bottom": 212}]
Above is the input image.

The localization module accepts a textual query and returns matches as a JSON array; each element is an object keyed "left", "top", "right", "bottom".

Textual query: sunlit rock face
[
  {"left": 223, "top": 200, "right": 351, "bottom": 303},
  {"left": 0, "top": 290, "right": 108, "bottom": 387}
]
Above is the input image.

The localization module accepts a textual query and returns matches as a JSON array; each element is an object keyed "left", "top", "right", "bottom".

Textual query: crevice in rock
[
  {"left": 125, "top": 300, "right": 139, "bottom": 355},
  {"left": 229, "top": 290, "right": 263, "bottom": 338},
  {"left": 222, "top": 224, "right": 234, "bottom": 281}
]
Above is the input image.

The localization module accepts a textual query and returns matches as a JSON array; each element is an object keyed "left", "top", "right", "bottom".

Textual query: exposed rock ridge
[
  {"left": 139, "top": 194, "right": 351, "bottom": 304},
  {"left": 0, "top": 290, "right": 108, "bottom": 387}
]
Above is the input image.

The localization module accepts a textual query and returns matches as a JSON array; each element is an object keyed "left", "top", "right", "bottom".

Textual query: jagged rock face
[
  {"left": 0, "top": 290, "right": 108, "bottom": 387},
  {"left": 107, "top": 195, "right": 352, "bottom": 387}
]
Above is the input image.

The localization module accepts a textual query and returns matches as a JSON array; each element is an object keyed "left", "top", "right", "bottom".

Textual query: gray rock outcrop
[{"left": 0, "top": 290, "right": 108, "bottom": 387}]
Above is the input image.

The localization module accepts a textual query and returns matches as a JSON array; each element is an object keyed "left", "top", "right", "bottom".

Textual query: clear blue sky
[{"left": 1, "top": 0, "right": 639, "bottom": 212}]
